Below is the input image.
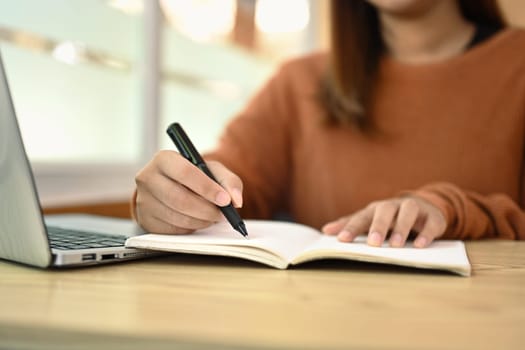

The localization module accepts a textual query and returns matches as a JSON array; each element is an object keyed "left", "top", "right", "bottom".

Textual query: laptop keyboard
[{"left": 47, "top": 226, "right": 128, "bottom": 250}]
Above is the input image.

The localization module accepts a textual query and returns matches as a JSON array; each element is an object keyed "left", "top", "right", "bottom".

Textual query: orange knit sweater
[{"left": 204, "top": 28, "right": 525, "bottom": 240}]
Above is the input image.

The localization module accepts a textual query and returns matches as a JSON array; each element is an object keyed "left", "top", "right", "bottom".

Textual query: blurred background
[{"left": 0, "top": 0, "right": 523, "bottom": 216}]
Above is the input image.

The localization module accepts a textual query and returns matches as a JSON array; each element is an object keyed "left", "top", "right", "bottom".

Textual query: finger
[
  {"left": 338, "top": 208, "right": 375, "bottom": 242},
  {"left": 160, "top": 176, "right": 224, "bottom": 222},
  {"left": 321, "top": 217, "right": 349, "bottom": 235},
  {"left": 207, "top": 161, "right": 244, "bottom": 208},
  {"left": 137, "top": 191, "right": 215, "bottom": 231},
  {"left": 139, "top": 171, "right": 223, "bottom": 222},
  {"left": 389, "top": 198, "right": 419, "bottom": 247},
  {"left": 413, "top": 215, "right": 446, "bottom": 248},
  {"left": 155, "top": 150, "right": 232, "bottom": 207},
  {"left": 367, "top": 201, "right": 399, "bottom": 247}
]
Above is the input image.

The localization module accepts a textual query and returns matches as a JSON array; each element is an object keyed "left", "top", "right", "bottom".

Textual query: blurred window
[{"left": 0, "top": 0, "right": 324, "bottom": 206}]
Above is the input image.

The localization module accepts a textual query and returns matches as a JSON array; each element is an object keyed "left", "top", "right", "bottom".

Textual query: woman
[{"left": 133, "top": 0, "right": 525, "bottom": 248}]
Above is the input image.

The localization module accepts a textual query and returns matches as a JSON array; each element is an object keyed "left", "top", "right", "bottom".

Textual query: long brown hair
[{"left": 323, "top": 0, "right": 506, "bottom": 128}]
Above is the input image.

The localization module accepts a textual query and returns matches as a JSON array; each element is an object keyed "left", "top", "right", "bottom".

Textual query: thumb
[{"left": 207, "top": 161, "right": 244, "bottom": 208}]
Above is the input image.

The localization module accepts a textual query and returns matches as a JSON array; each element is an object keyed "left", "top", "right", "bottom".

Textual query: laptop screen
[{"left": 0, "top": 51, "right": 52, "bottom": 267}]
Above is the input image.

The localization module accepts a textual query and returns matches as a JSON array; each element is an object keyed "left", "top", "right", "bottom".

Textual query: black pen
[{"left": 166, "top": 122, "right": 249, "bottom": 238}]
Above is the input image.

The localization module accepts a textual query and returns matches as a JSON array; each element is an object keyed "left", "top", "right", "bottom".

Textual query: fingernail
[
  {"left": 337, "top": 230, "right": 353, "bottom": 241},
  {"left": 390, "top": 233, "right": 403, "bottom": 247},
  {"left": 368, "top": 232, "right": 382, "bottom": 246},
  {"left": 232, "top": 188, "right": 243, "bottom": 208},
  {"left": 215, "top": 191, "right": 231, "bottom": 206},
  {"left": 414, "top": 236, "right": 427, "bottom": 248}
]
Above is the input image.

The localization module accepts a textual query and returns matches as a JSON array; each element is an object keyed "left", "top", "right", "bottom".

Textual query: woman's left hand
[{"left": 321, "top": 196, "right": 447, "bottom": 248}]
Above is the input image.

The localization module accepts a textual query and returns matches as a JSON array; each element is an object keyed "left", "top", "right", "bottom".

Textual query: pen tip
[{"left": 237, "top": 222, "right": 249, "bottom": 238}]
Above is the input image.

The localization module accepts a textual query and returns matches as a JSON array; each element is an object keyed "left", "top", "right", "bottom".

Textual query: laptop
[{"left": 0, "top": 52, "right": 155, "bottom": 268}]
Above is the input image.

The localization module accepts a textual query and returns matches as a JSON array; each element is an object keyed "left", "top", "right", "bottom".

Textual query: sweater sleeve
[
  {"left": 204, "top": 63, "right": 297, "bottom": 219},
  {"left": 412, "top": 182, "right": 525, "bottom": 240}
]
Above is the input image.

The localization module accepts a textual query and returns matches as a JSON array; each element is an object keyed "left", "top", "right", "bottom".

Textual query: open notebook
[{"left": 125, "top": 220, "right": 471, "bottom": 276}]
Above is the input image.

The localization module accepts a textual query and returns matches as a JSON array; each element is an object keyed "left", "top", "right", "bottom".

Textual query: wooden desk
[{"left": 0, "top": 240, "right": 524, "bottom": 350}]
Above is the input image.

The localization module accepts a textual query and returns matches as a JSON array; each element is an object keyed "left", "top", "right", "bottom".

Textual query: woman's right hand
[{"left": 134, "top": 150, "right": 243, "bottom": 234}]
